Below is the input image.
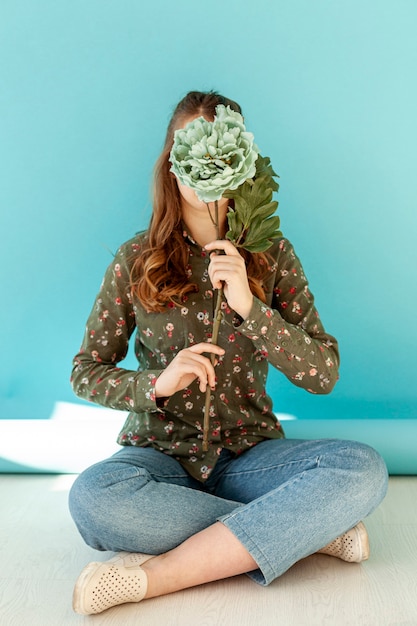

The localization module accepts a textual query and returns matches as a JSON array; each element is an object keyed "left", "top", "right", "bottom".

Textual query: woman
[{"left": 69, "top": 91, "right": 388, "bottom": 615}]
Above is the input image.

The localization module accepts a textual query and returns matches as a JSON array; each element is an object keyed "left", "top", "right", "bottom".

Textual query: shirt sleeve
[
  {"left": 237, "top": 238, "right": 340, "bottom": 394},
  {"left": 70, "top": 242, "right": 164, "bottom": 413}
]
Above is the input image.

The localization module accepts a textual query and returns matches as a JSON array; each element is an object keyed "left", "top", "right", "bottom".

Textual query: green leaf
[
  {"left": 226, "top": 209, "right": 244, "bottom": 240},
  {"left": 223, "top": 153, "right": 281, "bottom": 253},
  {"left": 242, "top": 216, "right": 282, "bottom": 248},
  {"left": 250, "top": 200, "right": 278, "bottom": 221},
  {"left": 242, "top": 237, "right": 281, "bottom": 253},
  {"left": 255, "top": 155, "right": 280, "bottom": 192}
]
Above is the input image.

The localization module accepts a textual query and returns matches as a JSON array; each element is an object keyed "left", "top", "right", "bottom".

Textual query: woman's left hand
[{"left": 205, "top": 240, "right": 253, "bottom": 320}]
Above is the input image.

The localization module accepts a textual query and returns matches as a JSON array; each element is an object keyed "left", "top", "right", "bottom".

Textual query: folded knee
[
  {"left": 68, "top": 462, "right": 151, "bottom": 550},
  {"left": 334, "top": 440, "right": 388, "bottom": 507}
]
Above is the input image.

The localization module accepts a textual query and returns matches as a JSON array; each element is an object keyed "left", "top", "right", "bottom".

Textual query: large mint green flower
[{"left": 169, "top": 105, "right": 259, "bottom": 203}]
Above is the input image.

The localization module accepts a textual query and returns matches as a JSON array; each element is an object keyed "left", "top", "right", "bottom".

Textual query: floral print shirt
[{"left": 71, "top": 230, "right": 339, "bottom": 482}]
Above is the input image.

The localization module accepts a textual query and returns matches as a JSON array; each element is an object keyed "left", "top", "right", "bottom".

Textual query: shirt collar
[{"left": 181, "top": 223, "right": 199, "bottom": 247}]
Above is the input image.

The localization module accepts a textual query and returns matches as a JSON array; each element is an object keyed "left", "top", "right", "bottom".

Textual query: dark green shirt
[{"left": 71, "top": 230, "right": 339, "bottom": 482}]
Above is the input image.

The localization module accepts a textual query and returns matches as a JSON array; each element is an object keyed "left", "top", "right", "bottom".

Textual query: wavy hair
[{"left": 130, "top": 91, "right": 272, "bottom": 312}]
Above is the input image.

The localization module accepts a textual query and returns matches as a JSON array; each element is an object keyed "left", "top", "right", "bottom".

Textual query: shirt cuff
[
  {"left": 134, "top": 369, "right": 165, "bottom": 413},
  {"left": 235, "top": 297, "right": 310, "bottom": 358},
  {"left": 235, "top": 297, "right": 278, "bottom": 339}
]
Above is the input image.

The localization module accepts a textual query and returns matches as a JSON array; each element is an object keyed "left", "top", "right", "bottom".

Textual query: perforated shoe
[
  {"left": 317, "top": 522, "right": 370, "bottom": 562},
  {"left": 72, "top": 551, "right": 154, "bottom": 615}
]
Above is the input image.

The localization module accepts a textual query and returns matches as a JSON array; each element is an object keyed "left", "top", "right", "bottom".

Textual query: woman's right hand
[{"left": 154, "top": 342, "right": 225, "bottom": 398}]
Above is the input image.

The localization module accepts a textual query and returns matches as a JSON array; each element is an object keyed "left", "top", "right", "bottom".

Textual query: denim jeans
[{"left": 69, "top": 438, "right": 388, "bottom": 585}]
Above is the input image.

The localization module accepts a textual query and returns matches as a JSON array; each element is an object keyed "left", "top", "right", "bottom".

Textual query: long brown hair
[{"left": 130, "top": 90, "right": 272, "bottom": 312}]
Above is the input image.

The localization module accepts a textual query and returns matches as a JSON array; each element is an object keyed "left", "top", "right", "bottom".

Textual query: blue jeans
[{"left": 69, "top": 438, "right": 388, "bottom": 585}]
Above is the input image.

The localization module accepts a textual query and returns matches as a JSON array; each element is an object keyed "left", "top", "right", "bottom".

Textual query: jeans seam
[
  {"left": 106, "top": 459, "right": 188, "bottom": 481},
  {"left": 223, "top": 458, "right": 319, "bottom": 478},
  {"left": 221, "top": 515, "right": 275, "bottom": 584}
]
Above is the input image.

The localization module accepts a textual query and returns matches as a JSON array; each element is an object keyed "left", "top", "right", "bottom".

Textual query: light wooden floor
[{"left": 0, "top": 475, "right": 416, "bottom": 626}]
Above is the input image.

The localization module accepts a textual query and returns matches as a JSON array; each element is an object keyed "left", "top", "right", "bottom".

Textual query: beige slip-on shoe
[
  {"left": 317, "top": 522, "right": 370, "bottom": 562},
  {"left": 73, "top": 551, "right": 154, "bottom": 615}
]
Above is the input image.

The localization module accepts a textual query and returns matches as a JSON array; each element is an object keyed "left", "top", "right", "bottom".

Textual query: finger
[
  {"left": 174, "top": 356, "right": 211, "bottom": 392},
  {"left": 187, "top": 342, "right": 225, "bottom": 356},
  {"left": 209, "top": 256, "right": 244, "bottom": 272},
  {"left": 209, "top": 265, "right": 244, "bottom": 286},
  {"left": 204, "top": 240, "right": 241, "bottom": 256},
  {"left": 193, "top": 361, "right": 215, "bottom": 393},
  {"left": 177, "top": 352, "right": 219, "bottom": 390}
]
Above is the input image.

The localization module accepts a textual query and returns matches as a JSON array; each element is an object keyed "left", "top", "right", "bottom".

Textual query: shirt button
[{"left": 252, "top": 322, "right": 258, "bottom": 328}]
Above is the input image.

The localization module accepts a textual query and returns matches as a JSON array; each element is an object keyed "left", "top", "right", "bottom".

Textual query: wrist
[{"left": 236, "top": 294, "right": 253, "bottom": 320}]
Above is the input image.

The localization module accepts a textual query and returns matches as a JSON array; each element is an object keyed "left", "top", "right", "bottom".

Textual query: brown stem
[
  {"left": 202, "top": 200, "right": 221, "bottom": 452},
  {"left": 206, "top": 203, "right": 217, "bottom": 228},
  {"left": 202, "top": 286, "right": 223, "bottom": 451}
]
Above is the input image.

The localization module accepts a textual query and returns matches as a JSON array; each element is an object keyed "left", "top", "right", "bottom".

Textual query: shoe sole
[
  {"left": 355, "top": 522, "right": 370, "bottom": 562},
  {"left": 73, "top": 561, "right": 103, "bottom": 615}
]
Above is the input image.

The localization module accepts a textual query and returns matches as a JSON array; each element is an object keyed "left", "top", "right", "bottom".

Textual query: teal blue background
[{"left": 1, "top": 1, "right": 416, "bottom": 433}]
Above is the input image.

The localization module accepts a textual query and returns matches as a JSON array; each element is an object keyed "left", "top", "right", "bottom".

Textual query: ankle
[{"left": 141, "top": 554, "right": 172, "bottom": 599}]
